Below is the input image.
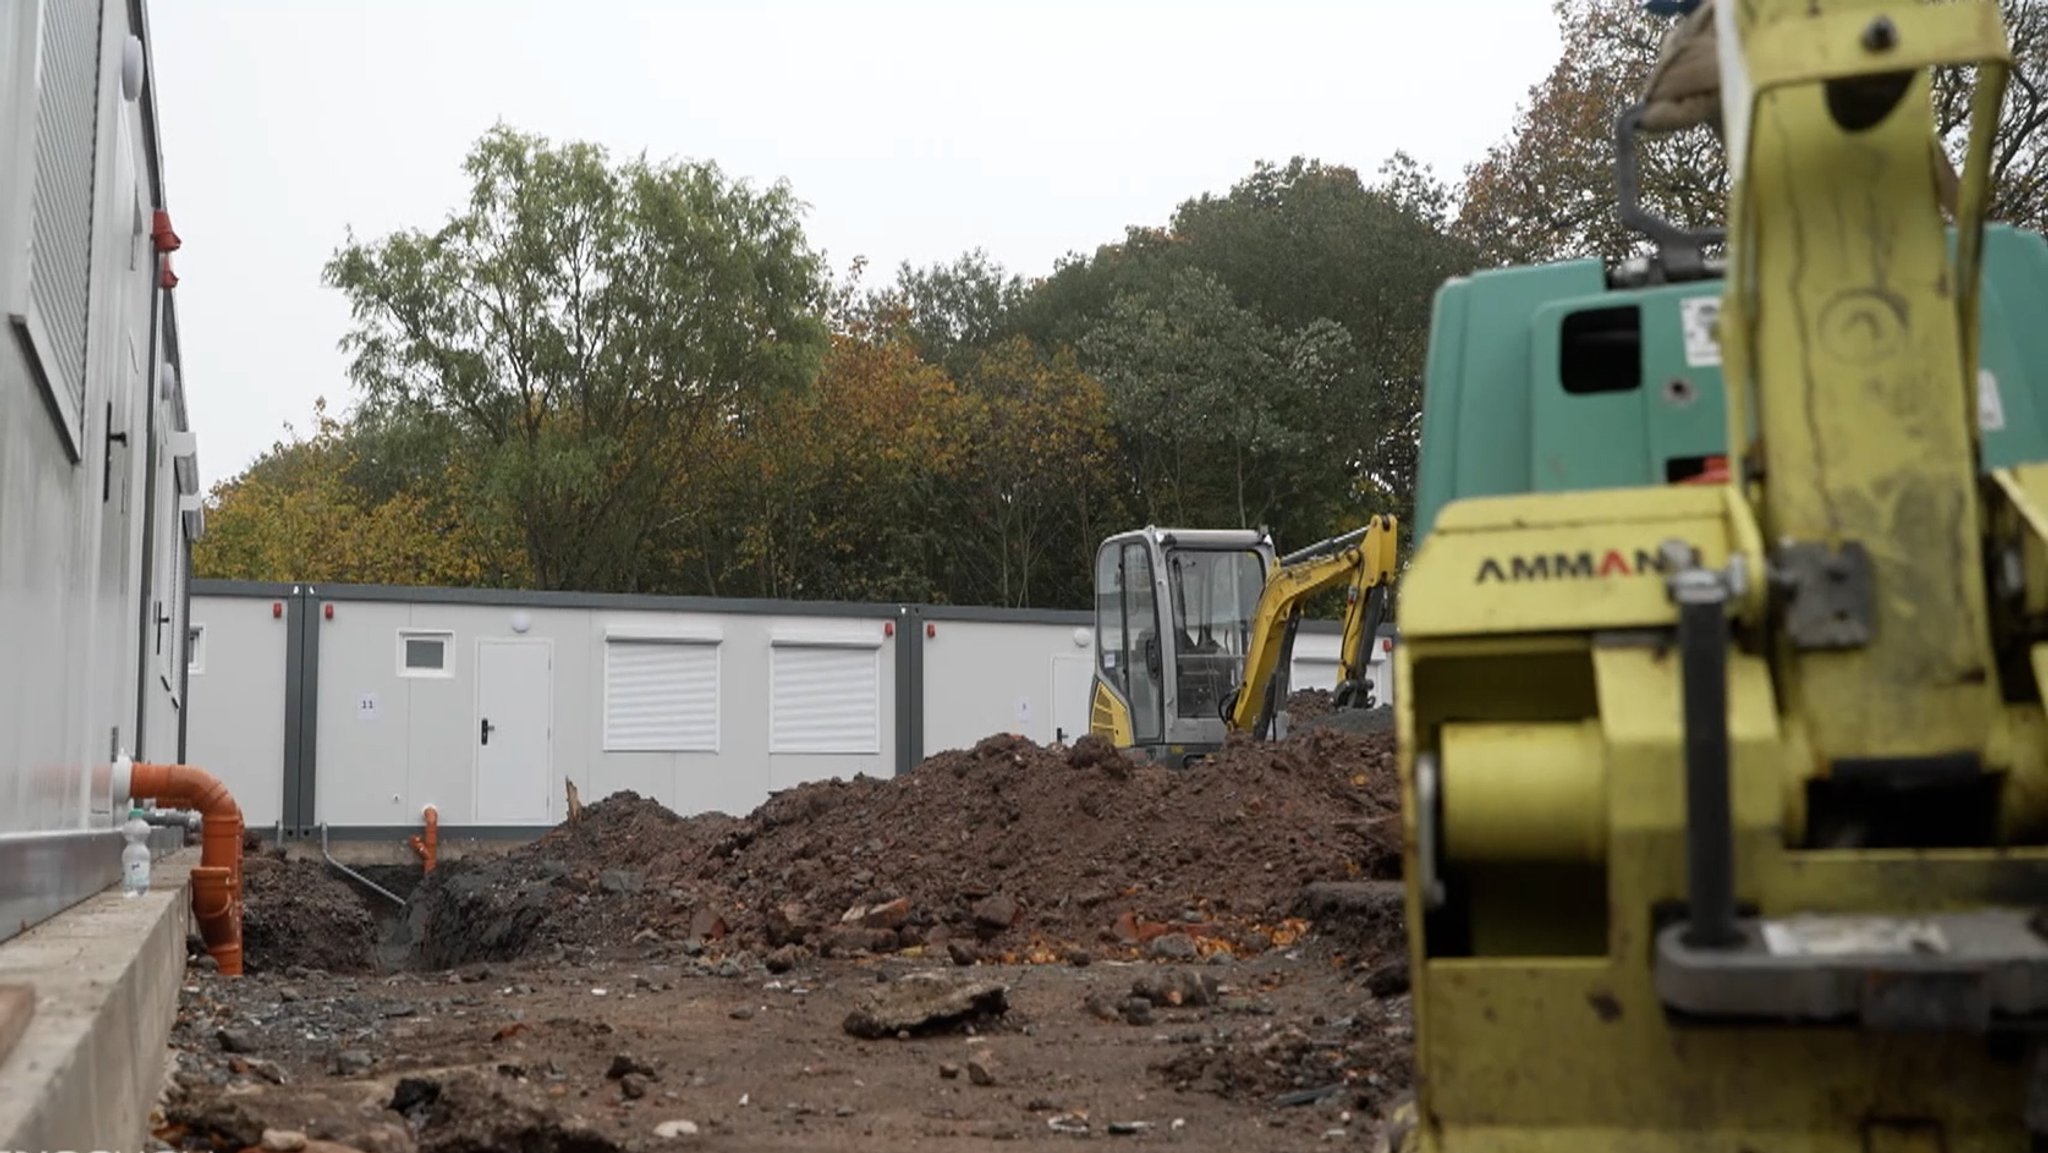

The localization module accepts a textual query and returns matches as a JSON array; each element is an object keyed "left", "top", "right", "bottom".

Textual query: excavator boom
[{"left": 1229, "top": 516, "right": 1398, "bottom": 734}]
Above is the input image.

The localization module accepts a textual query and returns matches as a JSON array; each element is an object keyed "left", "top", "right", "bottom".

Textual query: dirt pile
[
  {"left": 403, "top": 726, "right": 1400, "bottom": 970},
  {"left": 237, "top": 853, "right": 379, "bottom": 975}
]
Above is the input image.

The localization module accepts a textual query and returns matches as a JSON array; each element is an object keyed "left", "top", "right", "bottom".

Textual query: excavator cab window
[
  {"left": 1165, "top": 547, "right": 1265, "bottom": 722},
  {"left": 1095, "top": 541, "right": 1165, "bottom": 744}
]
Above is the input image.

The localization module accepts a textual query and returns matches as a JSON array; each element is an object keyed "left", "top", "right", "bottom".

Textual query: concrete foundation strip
[{"left": 0, "top": 985, "right": 31, "bottom": 1068}]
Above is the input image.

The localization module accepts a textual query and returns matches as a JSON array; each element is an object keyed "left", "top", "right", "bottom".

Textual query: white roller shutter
[
  {"left": 770, "top": 642, "right": 881, "bottom": 754},
  {"left": 21, "top": 0, "right": 104, "bottom": 448},
  {"left": 604, "top": 639, "right": 720, "bottom": 752}
]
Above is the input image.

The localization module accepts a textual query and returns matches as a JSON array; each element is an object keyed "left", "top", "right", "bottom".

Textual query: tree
[
  {"left": 703, "top": 322, "right": 968, "bottom": 602},
  {"left": 1079, "top": 267, "right": 1357, "bottom": 542},
  {"left": 943, "top": 336, "right": 1125, "bottom": 608},
  {"left": 1456, "top": 0, "right": 2048, "bottom": 267},
  {"left": 194, "top": 398, "right": 512, "bottom": 586},
  {"left": 323, "top": 123, "right": 832, "bottom": 593},
  {"left": 862, "top": 249, "right": 1031, "bottom": 380}
]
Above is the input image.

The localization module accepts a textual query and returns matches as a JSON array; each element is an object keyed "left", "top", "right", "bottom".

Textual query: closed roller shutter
[
  {"left": 604, "top": 639, "right": 719, "bottom": 752},
  {"left": 770, "top": 642, "right": 880, "bottom": 755},
  {"left": 23, "top": 0, "right": 104, "bottom": 445}
]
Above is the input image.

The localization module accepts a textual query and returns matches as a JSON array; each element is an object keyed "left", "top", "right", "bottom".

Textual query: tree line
[{"left": 195, "top": 0, "right": 2048, "bottom": 609}]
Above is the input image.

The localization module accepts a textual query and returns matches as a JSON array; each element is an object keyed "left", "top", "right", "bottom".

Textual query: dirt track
[{"left": 154, "top": 703, "right": 1409, "bottom": 1152}]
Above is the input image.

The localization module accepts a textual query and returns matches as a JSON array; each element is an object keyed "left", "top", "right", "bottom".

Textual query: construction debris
[
  {"left": 399, "top": 719, "right": 1400, "bottom": 971},
  {"left": 840, "top": 971, "right": 1010, "bottom": 1038}
]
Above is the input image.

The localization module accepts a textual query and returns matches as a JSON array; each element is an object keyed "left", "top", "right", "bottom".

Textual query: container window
[{"left": 398, "top": 630, "right": 453, "bottom": 677}]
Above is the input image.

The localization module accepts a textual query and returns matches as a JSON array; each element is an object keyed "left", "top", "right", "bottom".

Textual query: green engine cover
[{"left": 1412, "top": 223, "right": 2048, "bottom": 546}]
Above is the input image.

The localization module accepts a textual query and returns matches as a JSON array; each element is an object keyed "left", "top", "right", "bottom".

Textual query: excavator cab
[{"left": 1088, "top": 526, "right": 1275, "bottom": 764}]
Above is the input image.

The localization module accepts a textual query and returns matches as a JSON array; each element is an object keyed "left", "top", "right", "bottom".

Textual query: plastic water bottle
[{"left": 121, "top": 807, "right": 152, "bottom": 897}]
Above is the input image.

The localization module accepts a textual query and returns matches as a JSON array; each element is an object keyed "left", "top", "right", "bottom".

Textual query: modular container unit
[
  {"left": 190, "top": 584, "right": 1389, "bottom": 836},
  {"left": 190, "top": 583, "right": 910, "bottom": 836},
  {"left": 0, "top": 0, "right": 203, "bottom": 944}
]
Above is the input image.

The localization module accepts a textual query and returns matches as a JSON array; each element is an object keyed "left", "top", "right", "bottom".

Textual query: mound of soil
[
  {"left": 402, "top": 726, "right": 1400, "bottom": 970},
  {"left": 238, "top": 854, "right": 379, "bottom": 975}
]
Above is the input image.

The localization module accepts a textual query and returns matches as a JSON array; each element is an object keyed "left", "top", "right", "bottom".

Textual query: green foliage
[
  {"left": 214, "top": 8, "right": 2041, "bottom": 612},
  {"left": 322, "top": 123, "right": 831, "bottom": 592}
]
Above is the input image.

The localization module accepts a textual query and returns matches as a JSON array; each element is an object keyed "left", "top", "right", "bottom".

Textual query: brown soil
[
  {"left": 237, "top": 852, "right": 380, "bottom": 976},
  {"left": 398, "top": 727, "right": 1400, "bottom": 973},
  {"left": 158, "top": 949, "right": 1412, "bottom": 1152},
  {"left": 161, "top": 724, "right": 1414, "bottom": 1151}
]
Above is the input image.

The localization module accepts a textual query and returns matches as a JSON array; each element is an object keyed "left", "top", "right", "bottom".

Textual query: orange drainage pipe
[
  {"left": 408, "top": 805, "right": 439, "bottom": 873},
  {"left": 117, "top": 757, "right": 245, "bottom": 976}
]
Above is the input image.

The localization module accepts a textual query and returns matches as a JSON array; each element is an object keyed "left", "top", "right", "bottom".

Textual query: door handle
[
  {"left": 480, "top": 717, "right": 493, "bottom": 745},
  {"left": 1056, "top": 727, "right": 1067, "bottom": 743}
]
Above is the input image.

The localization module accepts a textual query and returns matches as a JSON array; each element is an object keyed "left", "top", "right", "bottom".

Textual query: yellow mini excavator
[
  {"left": 1088, "top": 517, "right": 1398, "bottom": 764},
  {"left": 1394, "top": 0, "right": 2048, "bottom": 1148}
]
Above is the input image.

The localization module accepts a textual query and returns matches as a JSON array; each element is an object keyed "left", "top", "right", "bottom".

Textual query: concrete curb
[{"left": 0, "top": 849, "right": 194, "bottom": 1151}]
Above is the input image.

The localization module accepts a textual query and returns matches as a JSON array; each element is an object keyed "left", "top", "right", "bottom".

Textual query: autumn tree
[
  {"left": 195, "top": 399, "right": 516, "bottom": 586},
  {"left": 323, "top": 124, "right": 832, "bottom": 593},
  {"left": 700, "top": 320, "right": 968, "bottom": 602},
  {"left": 936, "top": 336, "right": 1124, "bottom": 608},
  {"left": 1456, "top": 0, "right": 2048, "bottom": 267}
]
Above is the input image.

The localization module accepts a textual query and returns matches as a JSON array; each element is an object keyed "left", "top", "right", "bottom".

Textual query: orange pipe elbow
[
  {"left": 126, "top": 761, "right": 245, "bottom": 977},
  {"left": 408, "top": 805, "right": 439, "bottom": 873}
]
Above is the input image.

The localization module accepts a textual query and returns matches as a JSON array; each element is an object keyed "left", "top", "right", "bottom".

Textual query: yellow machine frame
[{"left": 1395, "top": 1, "right": 2048, "bottom": 1149}]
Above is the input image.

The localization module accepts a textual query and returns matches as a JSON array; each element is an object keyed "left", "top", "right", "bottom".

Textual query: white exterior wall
[
  {"left": 182, "top": 593, "right": 288, "bottom": 828},
  {"left": 292, "top": 598, "right": 900, "bottom": 826},
  {"left": 0, "top": 0, "right": 202, "bottom": 939},
  {"left": 920, "top": 618, "right": 1099, "bottom": 753}
]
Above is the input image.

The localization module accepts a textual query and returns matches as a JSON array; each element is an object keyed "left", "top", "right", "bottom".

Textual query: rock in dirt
[
  {"left": 332, "top": 1050, "right": 374, "bottom": 1076},
  {"left": 967, "top": 1053, "right": 1000, "bottom": 1086},
  {"left": 606, "top": 1053, "right": 656, "bottom": 1080},
  {"left": 261, "top": 1129, "right": 309, "bottom": 1152},
  {"left": 841, "top": 971, "right": 1009, "bottom": 1039},
  {"left": 216, "top": 1027, "right": 259, "bottom": 1055},
  {"left": 654, "top": 1119, "right": 700, "bottom": 1140},
  {"left": 1133, "top": 969, "right": 1220, "bottom": 1008},
  {"left": 972, "top": 894, "right": 1020, "bottom": 937},
  {"left": 1147, "top": 933, "right": 1199, "bottom": 960}
]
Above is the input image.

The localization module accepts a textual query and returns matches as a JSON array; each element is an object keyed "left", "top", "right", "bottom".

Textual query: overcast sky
[{"left": 147, "top": 1, "right": 1563, "bottom": 485}]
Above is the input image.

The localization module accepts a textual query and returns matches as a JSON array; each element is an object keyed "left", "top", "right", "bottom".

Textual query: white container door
[{"left": 475, "top": 639, "right": 553, "bottom": 823}]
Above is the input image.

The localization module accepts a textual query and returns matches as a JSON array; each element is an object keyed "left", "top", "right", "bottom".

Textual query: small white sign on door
[
  {"left": 1014, "top": 696, "right": 1033, "bottom": 731},
  {"left": 357, "top": 691, "right": 379, "bottom": 721}
]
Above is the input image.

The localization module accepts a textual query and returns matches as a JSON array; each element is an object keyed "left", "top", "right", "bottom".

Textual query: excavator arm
[{"left": 1226, "top": 515, "right": 1398, "bottom": 735}]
